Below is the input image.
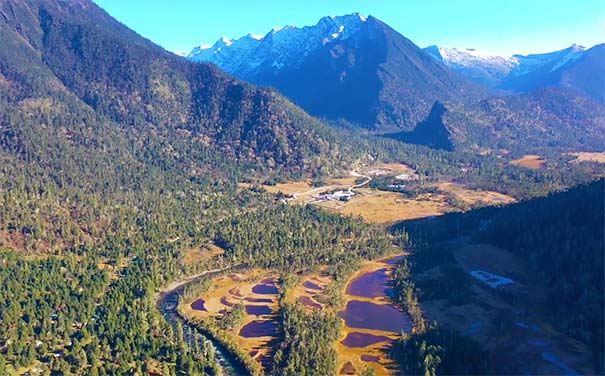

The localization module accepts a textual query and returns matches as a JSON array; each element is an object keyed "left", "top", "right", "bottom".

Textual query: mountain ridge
[
  {"left": 424, "top": 43, "right": 604, "bottom": 103},
  {"left": 189, "top": 13, "right": 491, "bottom": 130},
  {"left": 0, "top": 0, "right": 362, "bottom": 177}
]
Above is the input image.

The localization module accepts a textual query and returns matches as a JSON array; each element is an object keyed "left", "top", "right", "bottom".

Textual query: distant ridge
[{"left": 424, "top": 43, "right": 605, "bottom": 103}]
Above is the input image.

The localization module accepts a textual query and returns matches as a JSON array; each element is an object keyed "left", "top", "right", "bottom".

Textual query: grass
[
  {"left": 566, "top": 151, "right": 605, "bottom": 163},
  {"left": 436, "top": 182, "right": 516, "bottom": 206},
  {"left": 414, "top": 241, "right": 595, "bottom": 375},
  {"left": 287, "top": 271, "right": 332, "bottom": 311},
  {"left": 261, "top": 180, "right": 315, "bottom": 195},
  {"left": 250, "top": 164, "right": 513, "bottom": 225},
  {"left": 181, "top": 252, "right": 410, "bottom": 375},
  {"left": 364, "top": 162, "right": 418, "bottom": 175},
  {"left": 318, "top": 188, "right": 448, "bottom": 224},
  {"left": 180, "top": 243, "right": 225, "bottom": 268},
  {"left": 335, "top": 254, "right": 407, "bottom": 376},
  {"left": 181, "top": 269, "right": 280, "bottom": 369},
  {"left": 510, "top": 155, "right": 546, "bottom": 169}
]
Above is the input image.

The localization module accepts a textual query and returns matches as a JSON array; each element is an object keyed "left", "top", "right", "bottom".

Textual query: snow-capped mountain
[
  {"left": 187, "top": 13, "right": 489, "bottom": 130},
  {"left": 423, "top": 46, "right": 518, "bottom": 86},
  {"left": 423, "top": 44, "right": 592, "bottom": 90},
  {"left": 188, "top": 13, "right": 368, "bottom": 78},
  {"left": 501, "top": 43, "right": 604, "bottom": 103},
  {"left": 509, "top": 44, "right": 585, "bottom": 78}
]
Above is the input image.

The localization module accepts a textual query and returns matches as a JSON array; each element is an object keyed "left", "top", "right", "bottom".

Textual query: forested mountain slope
[
  {"left": 395, "top": 179, "right": 605, "bottom": 373},
  {"left": 1, "top": 0, "right": 355, "bottom": 176},
  {"left": 0, "top": 0, "right": 373, "bottom": 253},
  {"left": 390, "top": 87, "right": 605, "bottom": 152}
]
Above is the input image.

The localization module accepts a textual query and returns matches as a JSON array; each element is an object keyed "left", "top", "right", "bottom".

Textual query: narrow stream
[{"left": 157, "top": 273, "right": 248, "bottom": 376}]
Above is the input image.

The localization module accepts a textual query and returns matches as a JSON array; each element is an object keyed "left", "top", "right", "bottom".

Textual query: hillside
[
  {"left": 1, "top": 0, "right": 358, "bottom": 177},
  {"left": 394, "top": 179, "right": 604, "bottom": 374},
  {"left": 189, "top": 14, "right": 491, "bottom": 130},
  {"left": 389, "top": 88, "right": 605, "bottom": 152},
  {"left": 499, "top": 44, "right": 604, "bottom": 103},
  {"left": 0, "top": 0, "right": 379, "bottom": 256}
]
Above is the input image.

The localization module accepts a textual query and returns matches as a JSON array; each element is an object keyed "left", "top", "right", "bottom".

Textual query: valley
[
  {"left": 0, "top": 0, "right": 602, "bottom": 375},
  {"left": 258, "top": 163, "right": 515, "bottom": 223}
]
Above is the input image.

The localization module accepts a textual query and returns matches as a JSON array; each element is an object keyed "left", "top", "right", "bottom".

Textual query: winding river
[{"left": 156, "top": 269, "right": 248, "bottom": 376}]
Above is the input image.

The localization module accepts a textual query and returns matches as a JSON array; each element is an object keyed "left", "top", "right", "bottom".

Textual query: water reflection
[
  {"left": 339, "top": 300, "right": 411, "bottom": 333},
  {"left": 239, "top": 320, "right": 279, "bottom": 338}
]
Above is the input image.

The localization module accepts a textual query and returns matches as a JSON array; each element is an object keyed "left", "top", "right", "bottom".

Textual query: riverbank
[{"left": 156, "top": 265, "right": 253, "bottom": 376}]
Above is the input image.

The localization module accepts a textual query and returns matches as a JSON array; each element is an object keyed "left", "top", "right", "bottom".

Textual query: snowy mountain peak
[
  {"left": 188, "top": 13, "right": 369, "bottom": 75},
  {"left": 424, "top": 44, "right": 589, "bottom": 88},
  {"left": 510, "top": 44, "right": 586, "bottom": 77},
  {"left": 217, "top": 36, "right": 232, "bottom": 46},
  {"left": 423, "top": 46, "right": 519, "bottom": 86}
]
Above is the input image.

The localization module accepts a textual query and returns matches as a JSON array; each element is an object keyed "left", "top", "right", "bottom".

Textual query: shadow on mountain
[{"left": 383, "top": 102, "right": 453, "bottom": 151}]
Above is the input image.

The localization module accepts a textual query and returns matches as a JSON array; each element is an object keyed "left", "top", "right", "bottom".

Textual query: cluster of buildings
[{"left": 313, "top": 190, "right": 355, "bottom": 202}]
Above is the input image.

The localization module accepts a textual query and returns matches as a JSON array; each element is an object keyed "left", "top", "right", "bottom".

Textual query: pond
[
  {"left": 337, "top": 254, "right": 411, "bottom": 374},
  {"left": 252, "top": 283, "right": 279, "bottom": 295},
  {"left": 239, "top": 320, "right": 279, "bottom": 338},
  {"left": 360, "top": 355, "right": 381, "bottom": 362},
  {"left": 339, "top": 300, "right": 411, "bottom": 334},
  {"left": 246, "top": 297, "right": 273, "bottom": 303},
  {"left": 245, "top": 305, "right": 272, "bottom": 316},
  {"left": 303, "top": 280, "right": 323, "bottom": 290},
  {"left": 191, "top": 299, "right": 207, "bottom": 311},
  {"left": 298, "top": 296, "right": 322, "bottom": 310},
  {"left": 346, "top": 268, "right": 394, "bottom": 298}
]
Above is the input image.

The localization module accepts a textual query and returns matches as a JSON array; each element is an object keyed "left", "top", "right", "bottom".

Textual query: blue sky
[{"left": 93, "top": 0, "right": 604, "bottom": 55}]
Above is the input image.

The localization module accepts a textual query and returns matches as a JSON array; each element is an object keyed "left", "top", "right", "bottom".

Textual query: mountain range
[
  {"left": 189, "top": 13, "right": 491, "bottom": 131},
  {"left": 425, "top": 43, "right": 605, "bottom": 103},
  {"left": 0, "top": 2, "right": 603, "bottom": 374},
  {"left": 188, "top": 14, "right": 605, "bottom": 151}
]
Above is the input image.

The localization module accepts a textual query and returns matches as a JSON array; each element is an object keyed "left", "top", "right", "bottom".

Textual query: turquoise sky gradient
[{"left": 93, "top": 0, "right": 604, "bottom": 55}]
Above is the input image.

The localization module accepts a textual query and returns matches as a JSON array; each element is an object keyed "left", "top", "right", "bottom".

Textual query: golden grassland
[
  {"left": 362, "top": 162, "right": 418, "bottom": 175},
  {"left": 318, "top": 188, "right": 448, "bottom": 224},
  {"left": 510, "top": 155, "right": 546, "bottom": 169},
  {"left": 179, "top": 243, "right": 225, "bottom": 268},
  {"left": 566, "top": 151, "right": 605, "bottom": 163},
  {"left": 435, "top": 182, "right": 516, "bottom": 206},
  {"left": 286, "top": 272, "right": 332, "bottom": 311},
  {"left": 243, "top": 163, "right": 514, "bottom": 225},
  {"left": 260, "top": 180, "right": 316, "bottom": 195},
  {"left": 181, "top": 252, "right": 410, "bottom": 375}
]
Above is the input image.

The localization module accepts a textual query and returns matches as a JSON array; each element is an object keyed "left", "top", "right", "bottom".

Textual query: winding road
[{"left": 347, "top": 171, "right": 372, "bottom": 193}]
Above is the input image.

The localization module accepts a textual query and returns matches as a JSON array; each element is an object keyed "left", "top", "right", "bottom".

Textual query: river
[{"left": 156, "top": 269, "right": 249, "bottom": 376}]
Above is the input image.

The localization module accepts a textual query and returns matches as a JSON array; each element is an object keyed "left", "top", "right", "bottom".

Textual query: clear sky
[{"left": 93, "top": 0, "right": 604, "bottom": 56}]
